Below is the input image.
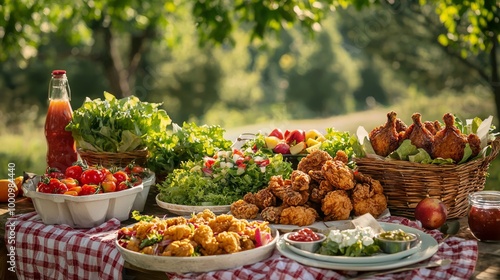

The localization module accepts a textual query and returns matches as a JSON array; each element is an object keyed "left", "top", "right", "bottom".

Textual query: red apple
[
  {"left": 285, "top": 129, "right": 306, "bottom": 145},
  {"left": 273, "top": 142, "right": 291, "bottom": 154},
  {"left": 269, "top": 128, "right": 284, "bottom": 140},
  {"left": 414, "top": 198, "right": 448, "bottom": 230}
]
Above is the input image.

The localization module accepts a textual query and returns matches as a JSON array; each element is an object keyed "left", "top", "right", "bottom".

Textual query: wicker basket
[
  {"left": 353, "top": 137, "right": 500, "bottom": 219},
  {"left": 78, "top": 148, "right": 148, "bottom": 168}
]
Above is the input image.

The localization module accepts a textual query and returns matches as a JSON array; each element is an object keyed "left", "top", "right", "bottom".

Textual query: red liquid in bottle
[{"left": 44, "top": 70, "right": 78, "bottom": 172}]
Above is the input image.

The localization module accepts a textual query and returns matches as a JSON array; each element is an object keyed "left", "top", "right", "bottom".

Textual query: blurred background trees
[{"left": 1, "top": 0, "right": 499, "bottom": 188}]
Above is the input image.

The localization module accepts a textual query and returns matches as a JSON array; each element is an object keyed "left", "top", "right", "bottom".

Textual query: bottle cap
[{"left": 52, "top": 70, "right": 66, "bottom": 76}]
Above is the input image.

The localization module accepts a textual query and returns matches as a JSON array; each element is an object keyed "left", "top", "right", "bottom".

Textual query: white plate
[
  {"left": 285, "top": 223, "right": 422, "bottom": 264},
  {"left": 117, "top": 227, "right": 278, "bottom": 273},
  {"left": 276, "top": 223, "right": 438, "bottom": 271},
  {"left": 155, "top": 194, "right": 231, "bottom": 215}
]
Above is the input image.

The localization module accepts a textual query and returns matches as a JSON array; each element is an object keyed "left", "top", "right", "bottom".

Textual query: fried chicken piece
[
  {"left": 163, "top": 224, "right": 193, "bottom": 241},
  {"left": 321, "top": 160, "right": 355, "bottom": 190},
  {"left": 468, "top": 133, "right": 482, "bottom": 158},
  {"left": 310, "top": 185, "right": 327, "bottom": 204},
  {"left": 401, "top": 113, "right": 434, "bottom": 154},
  {"left": 192, "top": 224, "right": 221, "bottom": 255},
  {"left": 208, "top": 214, "right": 235, "bottom": 233},
  {"left": 243, "top": 192, "right": 257, "bottom": 205},
  {"left": 240, "top": 235, "right": 256, "bottom": 251},
  {"left": 424, "top": 120, "right": 442, "bottom": 135},
  {"left": 319, "top": 180, "right": 335, "bottom": 192},
  {"left": 228, "top": 219, "right": 250, "bottom": 233},
  {"left": 216, "top": 231, "right": 241, "bottom": 254},
  {"left": 261, "top": 206, "right": 284, "bottom": 224},
  {"left": 351, "top": 172, "right": 387, "bottom": 218},
  {"left": 432, "top": 113, "right": 467, "bottom": 163},
  {"left": 254, "top": 188, "right": 277, "bottom": 209},
  {"left": 308, "top": 170, "right": 324, "bottom": 182},
  {"left": 297, "top": 150, "right": 333, "bottom": 173},
  {"left": 188, "top": 209, "right": 216, "bottom": 224},
  {"left": 369, "top": 111, "right": 401, "bottom": 157},
  {"left": 231, "top": 199, "right": 259, "bottom": 219},
  {"left": 333, "top": 150, "right": 349, "bottom": 165},
  {"left": 162, "top": 239, "right": 195, "bottom": 256},
  {"left": 321, "top": 190, "right": 353, "bottom": 221},
  {"left": 165, "top": 216, "right": 188, "bottom": 227},
  {"left": 280, "top": 206, "right": 319, "bottom": 226},
  {"left": 291, "top": 170, "right": 311, "bottom": 191},
  {"left": 269, "top": 176, "right": 305, "bottom": 206},
  {"left": 395, "top": 118, "right": 408, "bottom": 133}
]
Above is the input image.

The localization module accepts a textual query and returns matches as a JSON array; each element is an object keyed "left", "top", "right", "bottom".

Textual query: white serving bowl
[
  {"left": 116, "top": 227, "right": 278, "bottom": 273},
  {"left": 131, "top": 172, "right": 155, "bottom": 212},
  {"left": 23, "top": 175, "right": 143, "bottom": 228},
  {"left": 283, "top": 232, "right": 327, "bottom": 253}
]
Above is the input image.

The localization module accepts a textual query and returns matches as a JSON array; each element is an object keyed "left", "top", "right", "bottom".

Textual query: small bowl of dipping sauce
[
  {"left": 375, "top": 229, "right": 418, "bottom": 254},
  {"left": 283, "top": 227, "right": 326, "bottom": 253}
]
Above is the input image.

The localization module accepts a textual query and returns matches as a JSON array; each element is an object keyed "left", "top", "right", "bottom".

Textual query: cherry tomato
[
  {"left": 113, "top": 171, "right": 129, "bottom": 185},
  {"left": 65, "top": 165, "right": 83, "bottom": 181},
  {"left": 116, "top": 181, "right": 130, "bottom": 192},
  {"left": 37, "top": 180, "right": 52, "bottom": 193},
  {"left": 68, "top": 186, "right": 82, "bottom": 195},
  {"left": 101, "top": 180, "right": 116, "bottom": 192},
  {"left": 60, "top": 178, "right": 79, "bottom": 189},
  {"left": 100, "top": 167, "right": 112, "bottom": 177},
  {"left": 80, "top": 184, "right": 101, "bottom": 196},
  {"left": 130, "top": 175, "right": 142, "bottom": 186},
  {"left": 46, "top": 167, "right": 65, "bottom": 179},
  {"left": 48, "top": 178, "right": 68, "bottom": 194},
  {"left": 63, "top": 190, "right": 79, "bottom": 196},
  {"left": 131, "top": 166, "right": 144, "bottom": 174},
  {"left": 80, "top": 169, "right": 104, "bottom": 185}
]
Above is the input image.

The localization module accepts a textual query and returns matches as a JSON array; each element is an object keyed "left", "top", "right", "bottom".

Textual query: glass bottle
[
  {"left": 44, "top": 70, "right": 78, "bottom": 173},
  {"left": 468, "top": 191, "right": 500, "bottom": 242}
]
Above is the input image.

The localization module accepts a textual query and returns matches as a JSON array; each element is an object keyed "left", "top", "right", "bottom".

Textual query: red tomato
[
  {"left": 101, "top": 180, "right": 116, "bottom": 192},
  {"left": 130, "top": 175, "right": 142, "bottom": 186},
  {"left": 100, "top": 167, "right": 112, "bottom": 177},
  {"left": 48, "top": 178, "right": 68, "bottom": 194},
  {"left": 80, "top": 184, "right": 100, "bottom": 196},
  {"left": 113, "top": 171, "right": 129, "bottom": 185},
  {"left": 45, "top": 167, "right": 65, "bottom": 179},
  {"left": 65, "top": 165, "right": 83, "bottom": 181},
  {"left": 80, "top": 169, "right": 104, "bottom": 185},
  {"left": 116, "top": 181, "right": 130, "bottom": 192},
  {"left": 37, "top": 181, "right": 52, "bottom": 193},
  {"left": 131, "top": 166, "right": 145, "bottom": 174}
]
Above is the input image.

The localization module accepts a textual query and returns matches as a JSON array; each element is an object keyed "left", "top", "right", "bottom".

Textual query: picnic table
[{"left": 1, "top": 191, "right": 499, "bottom": 280}]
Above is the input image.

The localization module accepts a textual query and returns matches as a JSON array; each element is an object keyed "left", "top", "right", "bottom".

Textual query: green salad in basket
[
  {"left": 157, "top": 148, "right": 293, "bottom": 206},
  {"left": 66, "top": 91, "right": 172, "bottom": 153}
]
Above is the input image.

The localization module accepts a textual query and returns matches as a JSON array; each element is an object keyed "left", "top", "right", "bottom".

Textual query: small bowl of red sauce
[
  {"left": 283, "top": 228, "right": 326, "bottom": 253},
  {"left": 468, "top": 191, "right": 500, "bottom": 242}
]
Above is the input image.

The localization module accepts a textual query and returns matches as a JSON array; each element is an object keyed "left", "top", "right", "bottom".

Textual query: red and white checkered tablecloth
[
  {"left": 6, "top": 212, "right": 123, "bottom": 280},
  {"left": 6, "top": 213, "right": 477, "bottom": 280},
  {"left": 166, "top": 216, "right": 478, "bottom": 280}
]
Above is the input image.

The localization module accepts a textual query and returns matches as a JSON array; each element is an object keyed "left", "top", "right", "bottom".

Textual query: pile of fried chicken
[
  {"left": 369, "top": 111, "right": 481, "bottom": 163},
  {"left": 230, "top": 150, "right": 387, "bottom": 226}
]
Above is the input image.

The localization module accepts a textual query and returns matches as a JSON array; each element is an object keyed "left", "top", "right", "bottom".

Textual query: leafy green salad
[
  {"left": 157, "top": 148, "right": 293, "bottom": 206},
  {"left": 66, "top": 91, "right": 172, "bottom": 153}
]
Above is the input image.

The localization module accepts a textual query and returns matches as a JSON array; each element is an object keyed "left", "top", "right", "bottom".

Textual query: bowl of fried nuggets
[
  {"left": 230, "top": 150, "right": 388, "bottom": 227},
  {"left": 116, "top": 209, "right": 278, "bottom": 273}
]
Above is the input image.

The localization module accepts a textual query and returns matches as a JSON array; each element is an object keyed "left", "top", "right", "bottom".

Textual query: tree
[
  {"left": 347, "top": 0, "right": 500, "bottom": 122},
  {"left": 0, "top": 0, "right": 338, "bottom": 98}
]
